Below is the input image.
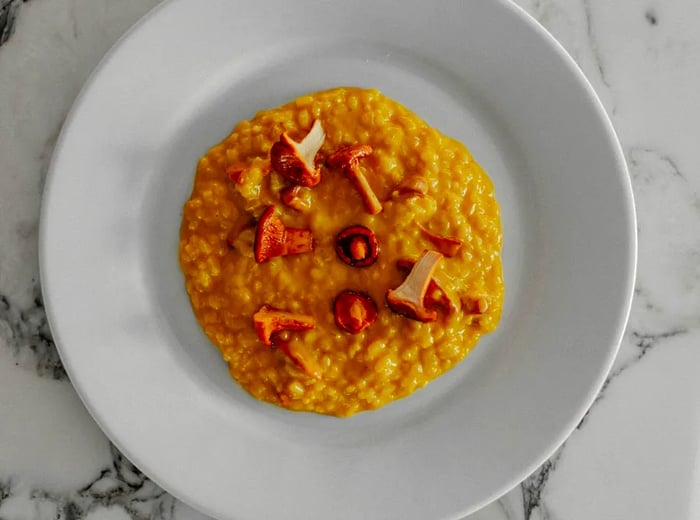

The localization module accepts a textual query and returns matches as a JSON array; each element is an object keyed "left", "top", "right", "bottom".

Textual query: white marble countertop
[{"left": 1, "top": 1, "right": 698, "bottom": 519}]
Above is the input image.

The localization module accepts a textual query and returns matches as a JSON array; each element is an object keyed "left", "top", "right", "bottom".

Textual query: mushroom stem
[
  {"left": 349, "top": 164, "right": 383, "bottom": 215},
  {"left": 327, "top": 145, "right": 383, "bottom": 215},
  {"left": 284, "top": 228, "right": 314, "bottom": 256}
]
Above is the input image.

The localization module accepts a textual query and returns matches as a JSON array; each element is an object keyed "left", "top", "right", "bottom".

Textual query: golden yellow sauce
[{"left": 179, "top": 87, "right": 503, "bottom": 416}]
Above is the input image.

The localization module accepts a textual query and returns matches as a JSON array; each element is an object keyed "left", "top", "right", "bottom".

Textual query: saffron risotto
[{"left": 179, "top": 87, "right": 503, "bottom": 417}]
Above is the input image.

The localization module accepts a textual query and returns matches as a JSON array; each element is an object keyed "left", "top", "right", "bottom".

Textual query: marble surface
[{"left": 1, "top": 0, "right": 698, "bottom": 519}]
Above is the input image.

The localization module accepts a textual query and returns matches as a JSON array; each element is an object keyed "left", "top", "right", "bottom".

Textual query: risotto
[{"left": 179, "top": 87, "right": 503, "bottom": 416}]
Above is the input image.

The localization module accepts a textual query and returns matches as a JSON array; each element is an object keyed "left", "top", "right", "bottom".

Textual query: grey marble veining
[
  {"left": 0, "top": 282, "right": 64, "bottom": 380},
  {"left": 0, "top": 0, "right": 24, "bottom": 47},
  {"left": 1, "top": 1, "right": 699, "bottom": 519}
]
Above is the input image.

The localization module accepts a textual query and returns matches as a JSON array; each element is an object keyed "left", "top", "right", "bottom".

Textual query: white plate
[{"left": 39, "top": 1, "right": 636, "bottom": 519}]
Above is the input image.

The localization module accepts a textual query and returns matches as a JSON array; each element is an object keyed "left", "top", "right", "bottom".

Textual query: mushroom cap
[
  {"left": 334, "top": 290, "right": 378, "bottom": 334},
  {"left": 335, "top": 225, "right": 380, "bottom": 267},
  {"left": 326, "top": 144, "right": 373, "bottom": 169}
]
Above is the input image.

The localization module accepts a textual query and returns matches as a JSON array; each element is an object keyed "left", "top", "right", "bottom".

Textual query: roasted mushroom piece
[
  {"left": 280, "top": 185, "right": 311, "bottom": 212},
  {"left": 252, "top": 304, "right": 315, "bottom": 346},
  {"left": 335, "top": 225, "right": 380, "bottom": 267},
  {"left": 326, "top": 144, "right": 383, "bottom": 215},
  {"left": 386, "top": 250, "right": 444, "bottom": 322},
  {"left": 270, "top": 119, "right": 326, "bottom": 187},
  {"left": 417, "top": 223, "right": 463, "bottom": 257},
  {"left": 254, "top": 206, "right": 314, "bottom": 263},
  {"left": 333, "top": 290, "right": 378, "bottom": 334},
  {"left": 396, "top": 258, "right": 460, "bottom": 315},
  {"left": 277, "top": 340, "right": 322, "bottom": 379}
]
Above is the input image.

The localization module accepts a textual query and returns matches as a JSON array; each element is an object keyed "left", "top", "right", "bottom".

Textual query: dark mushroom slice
[
  {"left": 396, "top": 175, "right": 429, "bottom": 196},
  {"left": 335, "top": 225, "right": 380, "bottom": 267},
  {"left": 333, "top": 290, "right": 378, "bottom": 334}
]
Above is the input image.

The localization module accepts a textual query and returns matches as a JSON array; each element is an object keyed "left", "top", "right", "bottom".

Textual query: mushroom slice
[
  {"left": 270, "top": 119, "right": 325, "bottom": 187},
  {"left": 252, "top": 305, "right": 315, "bottom": 346},
  {"left": 326, "top": 144, "right": 382, "bottom": 215},
  {"left": 277, "top": 340, "right": 322, "bottom": 379},
  {"left": 335, "top": 225, "right": 380, "bottom": 267},
  {"left": 386, "top": 250, "right": 444, "bottom": 322},
  {"left": 333, "top": 290, "right": 378, "bottom": 334},
  {"left": 280, "top": 185, "right": 311, "bottom": 212},
  {"left": 254, "top": 206, "right": 314, "bottom": 263},
  {"left": 417, "top": 223, "right": 463, "bottom": 257},
  {"left": 226, "top": 165, "right": 246, "bottom": 185}
]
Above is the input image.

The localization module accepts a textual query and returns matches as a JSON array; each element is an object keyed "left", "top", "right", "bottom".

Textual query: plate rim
[{"left": 38, "top": 0, "right": 637, "bottom": 518}]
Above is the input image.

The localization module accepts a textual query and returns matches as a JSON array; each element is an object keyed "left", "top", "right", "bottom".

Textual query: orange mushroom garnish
[
  {"left": 333, "top": 290, "right": 378, "bottom": 334},
  {"left": 396, "top": 175, "right": 429, "bottom": 196},
  {"left": 252, "top": 304, "right": 315, "bottom": 346},
  {"left": 386, "top": 250, "right": 444, "bottom": 322},
  {"left": 417, "top": 223, "right": 463, "bottom": 257},
  {"left": 277, "top": 340, "right": 322, "bottom": 379},
  {"left": 326, "top": 144, "right": 382, "bottom": 215},
  {"left": 396, "top": 258, "right": 460, "bottom": 315},
  {"left": 280, "top": 185, "right": 311, "bottom": 212},
  {"left": 254, "top": 206, "right": 314, "bottom": 263},
  {"left": 270, "top": 119, "right": 325, "bottom": 187},
  {"left": 335, "top": 225, "right": 380, "bottom": 267}
]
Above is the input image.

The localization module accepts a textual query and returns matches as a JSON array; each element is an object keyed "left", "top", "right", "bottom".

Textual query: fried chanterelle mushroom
[
  {"left": 254, "top": 206, "right": 314, "bottom": 263},
  {"left": 252, "top": 305, "right": 315, "bottom": 346},
  {"left": 326, "top": 144, "right": 383, "bottom": 215},
  {"left": 333, "top": 290, "right": 378, "bottom": 334},
  {"left": 386, "top": 250, "right": 444, "bottom": 322},
  {"left": 270, "top": 119, "right": 326, "bottom": 187}
]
